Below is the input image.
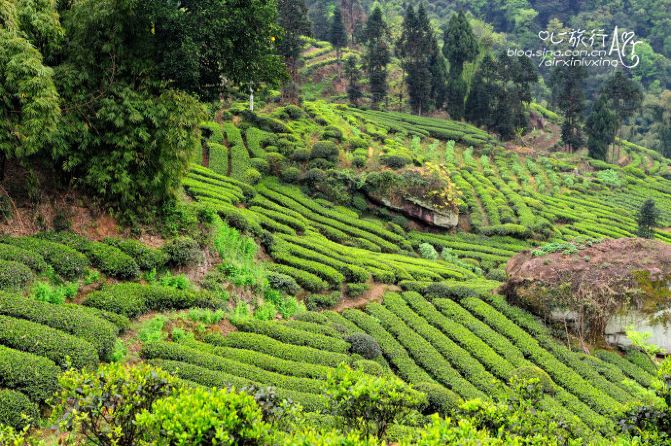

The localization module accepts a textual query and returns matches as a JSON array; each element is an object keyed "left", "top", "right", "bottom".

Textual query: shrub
[
  {"left": 136, "top": 386, "right": 270, "bottom": 445},
  {"left": 84, "top": 283, "right": 225, "bottom": 318},
  {"left": 0, "top": 389, "right": 39, "bottom": 430},
  {"left": 250, "top": 157, "right": 270, "bottom": 174},
  {"left": 103, "top": 238, "right": 167, "bottom": 271},
  {"left": 210, "top": 331, "right": 350, "bottom": 368},
  {"left": 0, "top": 315, "right": 99, "bottom": 369},
  {"left": 87, "top": 243, "right": 140, "bottom": 279},
  {"left": 0, "top": 345, "right": 60, "bottom": 403},
  {"left": 245, "top": 167, "right": 262, "bottom": 185},
  {"left": 0, "top": 243, "right": 48, "bottom": 272},
  {"left": 327, "top": 364, "right": 427, "bottom": 439},
  {"left": 266, "top": 271, "right": 301, "bottom": 295},
  {"left": 323, "top": 125, "right": 343, "bottom": 141},
  {"left": 306, "top": 292, "right": 341, "bottom": 311},
  {"left": 290, "top": 148, "right": 311, "bottom": 162},
  {"left": 347, "top": 333, "right": 382, "bottom": 360},
  {"left": 311, "top": 141, "right": 339, "bottom": 162},
  {"left": 0, "top": 195, "right": 11, "bottom": 222},
  {"left": 162, "top": 236, "right": 202, "bottom": 267},
  {"left": 415, "top": 382, "right": 461, "bottom": 415},
  {"left": 380, "top": 155, "right": 411, "bottom": 169},
  {"left": 418, "top": 243, "right": 439, "bottom": 260},
  {"left": 512, "top": 366, "right": 556, "bottom": 394},
  {"left": 0, "top": 260, "right": 33, "bottom": 289},
  {"left": 52, "top": 363, "right": 178, "bottom": 446},
  {"left": 0, "top": 293, "right": 119, "bottom": 361},
  {"left": 347, "top": 282, "right": 369, "bottom": 298},
  {"left": 232, "top": 319, "right": 350, "bottom": 353},
  {"left": 3, "top": 237, "right": 88, "bottom": 279},
  {"left": 352, "top": 155, "right": 367, "bottom": 168},
  {"left": 280, "top": 166, "right": 301, "bottom": 183}
]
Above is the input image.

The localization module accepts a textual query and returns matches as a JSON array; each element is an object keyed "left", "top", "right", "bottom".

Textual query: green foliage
[
  {"left": 103, "top": 238, "right": 167, "bottom": 271},
  {"left": 2, "top": 236, "right": 88, "bottom": 279},
  {"left": 0, "top": 26, "right": 60, "bottom": 174},
  {"left": 326, "top": 364, "right": 427, "bottom": 439},
  {"left": 306, "top": 292, "right": 341, "bottom": 311},
  {"left": 0, "top": 260, "right": 33, "bottom": 290},
  {"left": 162, "top": 236, "right": 203, "bottom": 267},
  {"left": 0, "top": 244, "right": 47, "bottom": 273},
  {"left": 0, "top": 344, "right": 60, "bottom": 403},
  {"left": 84, "top": 283, "right": 225, "bottom": 318},
  {"left": 364, "top": 7, "right": 390, "bottom": 107},
  {"left": 637, "top": 199, "right": 659, "bottom": 238},
  {"left": 52, "top": 363, "right": 177, "bottom": 446},
  {"left": 135, "top": 386, "right": 271, "bottom": 445},
  {"left": 0, "top": 389, "right": 38, "bottom": 430},
  {"left": 418, "top": 243, "right": 438, "bottom": 260},
  {"left": 347, "top": 333, "right": 382, "bottom": 360}
]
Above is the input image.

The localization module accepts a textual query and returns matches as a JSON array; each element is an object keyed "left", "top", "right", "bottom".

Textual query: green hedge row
[
  {"left": 149, "top": 359, "right": 327, "bottom": 412},
  {"left": 210, "top": 345, "right": 334, "bottom": 380},
  {"left": 365, "top": 302, "right": 485, "bottom": 400},
  {"left": 259, "top": 183, "right": 402, "bottom": 253},
  {"left": 432, "top": 298, "right": 530, "bottom": 368},
  {"left": 0, "top": 243, "right": 48, "bottom": 272},
  {"left": 0, "top": 315, "right": 99, "bottom": 369},
  {"left": 205, "top": 332, "right": 350, "bottom": 368},
  {"left": 383, "top": 293, "right": 500, "bottom": 395},
  {"left": 270, "top": 241, "right": 344, "bottom": 285},
  {"left": 480, "top": 295, "right": 637, "bottom": 402},
  {"left": 0, "top": 389, "right": 39, "bottom": 429},
  {"left": 342, "top": 309, "right": 434, "bottom": 385},
  {"left": 433, "top": 299, "right": 610, "bottom": 432},
  {"left": 594, "top": 349, "right": 654, "bottom": 387},
  {"left": 460, "top": 298, "right": 621, "bottom": 416},
  {"left": 232, "top": 319, "right": 349, "bottom": 353},
  {"left": 189, "top": 165, "right": 256, "bottom": 199},
  {"left": 401, "top": 292, "right": 516, "bottom": 381},
  {"left": 1, "top": 237, "right": 89, "bottom": 279},
  {"left": 0, "top": 293, "right": 118, "bottom": 360},
  {"left": 84, "top": 283, "right": 225, "bottom": 318},
  {"left": 0, "top": 260, "right": 33, "bottom": 290},
  {"left": 282, "top": 319, "right": 344, "bottom": 339},
  {"left": 103, "top": 237, "right": 167, "bottom": 271},
  {"left": 37, "top": 232, "right": 139, "bottom": 279},
  {"left": 142, "top": 341, "right": 325, "bottom": 394},
  {"left": 0, "top": 345, "right": 60, "bottom": 403},
  {"left": 265, "top": 263, "right": 329, "bottom": 292}
]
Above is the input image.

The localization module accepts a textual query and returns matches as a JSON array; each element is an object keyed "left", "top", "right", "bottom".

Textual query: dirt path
[{"left": 333, "top": 283, "right": 400, "bottom": 312}]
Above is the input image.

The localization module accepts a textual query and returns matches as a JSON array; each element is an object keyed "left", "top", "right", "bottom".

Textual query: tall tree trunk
[{"left": 0, "top": 152, "right": 5, "bottom": 182}]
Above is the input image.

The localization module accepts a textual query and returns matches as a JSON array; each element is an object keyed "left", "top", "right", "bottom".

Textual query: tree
[
  {"left": 443, "top": 11, "right": 478, "bottom": 120},
  {"left": 464, "top": 52, "right": 537, "bottom": 139},
  {"left": 308, "top": 1, "right": 330, "bottom": 41},
  {"left": 586, "top": 95, "right": 618, "bottom": 161},
  {"left": 52, "top": 363, "right": 178, "bottom": 446},
  {"left": 340, "top": 0, "right": 364, "bottom": 43},
  {"left": 551, "top": 61, "right": 587, "bottom": 152},
  {"left": 600, "top": 70, "right": 643, "bottom": 160},
  {"left": 326, "top": 364, "right": 426, "bottom": 439},
  {"left": 428, "top": 38, "right": 448, "bottom": 111},
  {"left": 344, "top": 55, "right": 363, "bottom": 105},
  {"left": 329, "top": 4, "right": 347, "bottom": 61},
  {"left": 277, "top": 0, "right": 311, "bottom": 72},
  {"left": 54, "top": 0, "right": 285, "bottom": 219},
  {"left": 0, "top": 2, "right": 61, "bottom": 181},
  {"left": 397, "top": 5, "right": 435, "bottom": 115},
  {"left": 364, "top": 6, "right": 390, "bottom": 108},
  {"left": 637, "top": 199, "right": 659, "bottom": 239},
  {"left": 135, "top": 387, "right": 271, "bottom": 445}
]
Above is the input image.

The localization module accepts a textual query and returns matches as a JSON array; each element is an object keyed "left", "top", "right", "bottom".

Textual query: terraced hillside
[{"left": 0, "top": 102, "right": 668, "bottom": 441}]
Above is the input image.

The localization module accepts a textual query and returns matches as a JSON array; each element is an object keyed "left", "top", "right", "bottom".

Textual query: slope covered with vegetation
[{"left": 2, "top": 0, "right": 671, "bottom": 444}]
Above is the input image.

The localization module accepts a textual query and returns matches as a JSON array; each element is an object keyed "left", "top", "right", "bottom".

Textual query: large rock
[{"left": 501, "top": 238, "right": 671, "bottom": 345}]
